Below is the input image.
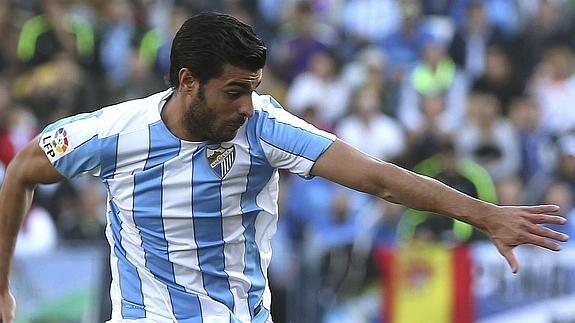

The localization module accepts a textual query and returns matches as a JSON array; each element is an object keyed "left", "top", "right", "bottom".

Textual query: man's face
[{"left": 183, "top": 64, "right": 262, "bottom": 142}]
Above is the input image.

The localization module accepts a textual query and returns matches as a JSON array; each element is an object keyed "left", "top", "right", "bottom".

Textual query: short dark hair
[{"left": 169, "top": 12, "right": 267, "bottom": 87}]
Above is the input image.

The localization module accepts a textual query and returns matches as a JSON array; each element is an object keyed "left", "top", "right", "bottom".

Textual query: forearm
[
  {"left": 0, "top": 140, "right": 65, "bottom": 292},
  {"left": 372, "top": 162, "right": 494, "bottom": 230},
  {"left": 0, "top": 170, "right": 35, "bottom": 291}
]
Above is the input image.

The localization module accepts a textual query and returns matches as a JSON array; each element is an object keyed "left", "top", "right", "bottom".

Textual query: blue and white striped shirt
[{"left": 38, "top": 89, "right": 335, "bottom": 322}]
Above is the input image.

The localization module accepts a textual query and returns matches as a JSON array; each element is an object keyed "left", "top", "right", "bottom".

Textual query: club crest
[{"left": 206, "top": 144, "right": 236, "bottom": 179}]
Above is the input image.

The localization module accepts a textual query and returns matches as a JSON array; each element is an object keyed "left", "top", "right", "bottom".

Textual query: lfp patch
[
  {"left": 206, "top": 144, "right": 235, "bottom": 179},
  {"left": 52, "top": 128, "right": 69, "bottom": 153},
  {"left": 40, "top": 127, "right": 70, "bottom": 159}
]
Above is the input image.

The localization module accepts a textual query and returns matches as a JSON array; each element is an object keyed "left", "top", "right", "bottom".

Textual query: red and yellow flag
[{"left": 376, "top": 243, "right": 473, "bottom": 323}]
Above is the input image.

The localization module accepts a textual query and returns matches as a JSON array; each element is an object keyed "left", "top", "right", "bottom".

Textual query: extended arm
[
  {"left": 311, "top": 140, "right": 569, "bottom": 272},
  {"left": 0, "top": 138, "right": 65, "bottom": 322}
]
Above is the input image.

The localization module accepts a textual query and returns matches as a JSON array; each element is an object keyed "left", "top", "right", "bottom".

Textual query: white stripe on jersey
[
  {"left": 160, "top": 146, "right": 206, "bottom": 294},
  {"left": 260, "top": 140, "right": 316, "bottom": 176},
  {"left": 221, "top": 134, "right": 252, "bottom": 321},
  {"left": 255, "top": 171, "right": 280, "bottom": 313}
]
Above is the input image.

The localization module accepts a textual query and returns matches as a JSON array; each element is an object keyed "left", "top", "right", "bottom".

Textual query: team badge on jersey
[{"left": 206, "top": 144, "right": 236, "bottom": 179}]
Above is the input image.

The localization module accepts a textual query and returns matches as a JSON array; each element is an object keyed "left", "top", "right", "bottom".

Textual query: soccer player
[{"left": 0, "top": 12, "right": 569, "bottom": 323}]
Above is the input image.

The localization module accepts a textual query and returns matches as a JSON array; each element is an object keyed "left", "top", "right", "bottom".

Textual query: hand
[
  {"left": 481, "top": 205, "right": 569, "bottom": 273},
  {"left": 0, "top": 290, "right": 15, "bottom": 323}
]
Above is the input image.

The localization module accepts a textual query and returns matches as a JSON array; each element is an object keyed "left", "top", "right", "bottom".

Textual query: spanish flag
[{"left": 376, "top": 243, "right": 473, "bottom": 323}]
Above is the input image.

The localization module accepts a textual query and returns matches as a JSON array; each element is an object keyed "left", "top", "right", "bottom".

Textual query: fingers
[
  {"left": 528, "top": 224, "right": 570, "bottom": 242},
  {"left": 528, "top": 214, "right": 567, "bottom": 225},
  {"left": 527, "top": 234, "right": 562, "bottom": 251},
  {"left": 520, "top": 204, "right": 560, "bottom": 214},
  {"left": 498, "top": 245, "right": 519, "bottom": 274}
]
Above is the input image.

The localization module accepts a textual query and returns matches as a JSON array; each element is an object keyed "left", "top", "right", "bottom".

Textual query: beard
[{"left": 182, "top": 84, "right": 243, "bottom": 142}]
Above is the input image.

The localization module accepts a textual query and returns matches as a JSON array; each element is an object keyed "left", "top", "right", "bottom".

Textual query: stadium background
[{"left": 2, "top": 0, "right": 575, "bottom": 322}]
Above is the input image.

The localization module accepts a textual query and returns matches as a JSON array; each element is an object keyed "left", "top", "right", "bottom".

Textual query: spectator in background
[
  {"left": 449, "top": 0, "right": 520, "bottom": 37},
  {"left": 340, "top": 0, "right": 401, "bottom": 50},
  {"left": 12, "top": 52, "right": 89, "bottom": 125},
  {"left": 553, "top": 135, "right": 575, "bottom": 193},
  {"left": 56, "top": 178, "right": 106, "bottom": 241},
  {"left": 257, "top": 67, "right": 288, "bottom": 105},
  {"left": 14, "top": 204, "right": 57, "bottom": 256},
  {"left": 398, "top": 140, "right": 497, "bottom": 243},
  {"left": 11, "top": 0, "right": 99, "bottom": 125},
  {"left": 380, "top": 0, "right": 428, "bottom": 82},
  {"left": 508, "top": 96, "right": 555, "bottom": 182},
  {"left": 541, "top": 180, "right": 575, "bottom": 244},
  {"left": 335, "top": 85, "right": 405, "bottom": 161},
  {"left": 449, "top": 1, "right": 511, "bottom": 79},
  {"left": 139, "top": 4, "right": 191, "bottom": 80},
  {"left": 98, "top": 0, "right": 136, "bottom": 98},
  {"left": 281, "top": 106, "right": 361, "bottom": 253},
  {"left": 286, "top": 50, "right": 350, "bottom": 128},
  {"left": 16, "top": 0, "right": 95, "bottom": 67},
  {"left": 340, "top": 47, "right": 386, "bottom": 91},
  {"left": 398, "top": 36, "right": 468, "bottom": 135},
  {"left": 339, "top": 47, "right": 401, "bottom": 115},
  {"left": 256, "top": 0, "right": 290, "bottom": 26},
  {"left": 531, "top": 45, "right": 575, "bottom": 136},
  {"left": 6, "top": 106, "right": 38, "bottom": 154},
  {"left": 420, "top": 0, "right": 451, "bottom": 16},
  {"left": 515, "top": 0, "right": 575, "bottom": 85},
  {"left": 496, "top": 176, "right": 524, "bottom": 206},
  {"left": 271, "top": 1, "right": 337, "bottom": 83},
  {"left": 455, "top": 92, "right": 520, "bottom": 181},
  {"left": 471, "top": 45, "right": 525, "bottom": 116},
  {"left": 403, "top": 94, "right": 452, "bottom": 166},
  {"left": 524, "top": 133, "right": 575, "bottom": 206},
  {"left": 117, "top": 48, "right": 165, "bottom": 101},
  {"left": 0, "top": 2, "right": 18, "bottom": 77},
  {"left": 221, "top": 0, "right": 268, "bottom": 41}
]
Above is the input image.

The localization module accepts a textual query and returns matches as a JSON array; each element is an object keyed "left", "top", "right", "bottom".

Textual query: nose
[{"left": 237, "top": 93, "right": 254, "bottom": 118}]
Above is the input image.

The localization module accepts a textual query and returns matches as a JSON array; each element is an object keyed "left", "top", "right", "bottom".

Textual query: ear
[{"left": 178, "top": 68, "right": 199, "bottom": 94}]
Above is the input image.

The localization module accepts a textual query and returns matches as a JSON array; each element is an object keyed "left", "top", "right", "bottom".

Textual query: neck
[{"left": 162, "top": 91, "right": 202, "bottom": 141}]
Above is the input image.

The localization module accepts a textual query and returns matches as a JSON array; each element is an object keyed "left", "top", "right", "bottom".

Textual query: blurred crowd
[{"left": 2, "top": 0, "right": 575, "bottom": 322}]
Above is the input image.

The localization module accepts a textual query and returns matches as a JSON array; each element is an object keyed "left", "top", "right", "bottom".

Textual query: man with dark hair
[{"left": 0, "top": 12, "right": 569, "bottom": 323}]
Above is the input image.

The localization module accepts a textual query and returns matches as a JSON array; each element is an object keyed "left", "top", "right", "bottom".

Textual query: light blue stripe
[
  {"left": 132, "top": 121, "right": 202, "bottom": 320},
  {"left": 253, "top": 307, "right": 270, "bottom": 323},
  {"left": 109, "top": 200, "right": 146, "bottom": 319},
  {"left": 53, "top": 134, "right": 100, "bottom": 178},
  {"left": 133, "top": 164, "right": 174, "bottom": 279},
  {"left": 192, "top": 145, "right": 235, "bottom": 311},
  {"left": 101, "top": 134, "right": 119, "bottom": 178},
  {"left": 258, "top": 110, "right": 334, "bottom": 161},
  {"left": 42, "top": 110, "right": 102, "bottom": 132},
  {"left": 242, "top": 117, "right": 275, "bottom": 318},
  {"left": 167, "top": 287, "right": 202, "bottom": 323}
]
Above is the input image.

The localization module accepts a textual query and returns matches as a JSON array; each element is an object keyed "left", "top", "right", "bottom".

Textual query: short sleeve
[
  {"left": 253, "top": 95, "right": 336, "bottom": 178},
  {"left": 38, "top": 110, "right": 103, "bottom": 178}
]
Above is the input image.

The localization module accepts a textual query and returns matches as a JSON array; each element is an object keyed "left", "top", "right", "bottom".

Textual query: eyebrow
[{"left": 225, "top": 80, "right": 262, "bottom": 90}]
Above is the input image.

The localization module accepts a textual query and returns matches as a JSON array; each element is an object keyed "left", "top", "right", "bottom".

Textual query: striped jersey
[{"left": 38, "top": 89, "right": 336, "bottom": 322}]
